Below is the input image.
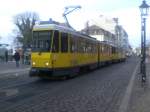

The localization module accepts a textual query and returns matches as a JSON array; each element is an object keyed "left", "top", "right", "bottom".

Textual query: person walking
[
  {"left": 14, "top": 50, "right": 20, "bottom": 67},
  {"left": 5, "top": 50, "right": 8, "bottom": 63}
]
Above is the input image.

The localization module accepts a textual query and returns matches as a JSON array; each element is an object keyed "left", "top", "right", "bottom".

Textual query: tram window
[
  {"left": 83, "top": 40, "right": 86, "bottom": 53},
  {"left": 88, "top": 43, "right": 92, "bottom": 53},
  {"left": 61, "top": 32, "right": 68, "bottom": 52},
  {"left": 78, "top": 38, "right": 84, "bottom": 53},
  {"left": 115, "top": 48, "right": 117, "bottom": 53},
  {"left": 38, "top": 40, "right": 44, "bottom": 48},
  {"left": 45, "top": 40, "right": 50, "bottom": 50},
  {"left": 90, "top": 43, "right": 93, "bottom": 53},
  {"left": 70, "top": 37, "right": 77, "bottom": 53},
  {"left": 99, "top": 44, "right": 101, "bottom": 53},
  {"left": 112, "top": 47, "right": 116, "bottom": 53},
  {"left": 91, "top": 43, "right": 93, "bottom": 53},
  {"left": 110, "top": 46, "right": 112, "bottom": 55},
  {"left": 52, "top": 30, "right": 59, "bottom": 52},
  {"left": 92, "top": 43, "right": 96, "bottom": 53},
  {"left": 116, "top": 48, "right": 118, "bottom": 53},
  {"left": 101, "top": 45, "right": 104, "bottom": 53},
  {"left": 32, "top": 31, "right": 52, "bottom": 52},
  {"left": 112, "top": 47, "right": 114, "bottom": 53},
  {"left": 86, "top": 42, "right": 90, "bottom": 53},
  {"left": 33, "top": 32, "right": 38, "bottom": 39},
  {"left": 104, "top": 45, "right": 106, "bottom": 53},
  {"left": 70, "top": 36, "right": 73, "bottom": 52},
  {"left": 106, "top": 45, "right": 108, "bottom": 54},
  {"left": 85, "top": 41, "right": 88, "bottom": 53},
  {"left": 32, "top": 40, "right": 37, "bottom": 48},
  {"left": 108, "top": 46, "right": 111, "bottom": 55},
  {"left": 70, "top": 38, "right": 74, "bottom": 52},
  {"left": 95, "top": 44, "right": 97, "bottom": 53},
  {"left": 77, "top": 38, "right": 80, "bottom": 52}
]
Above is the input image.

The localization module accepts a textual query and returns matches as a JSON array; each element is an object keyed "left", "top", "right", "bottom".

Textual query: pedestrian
[
  {"left": 5, "top": 50, "right": 8, "bottom": 63},
  {"left": 13, "top": 50, "right": 20, "bottom": 67}
]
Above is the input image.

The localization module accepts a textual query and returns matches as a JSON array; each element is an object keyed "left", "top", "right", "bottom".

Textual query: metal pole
[
  {"left": 140, "top": 17, "right": 143, "bottom": 73},
  {"left": 141, "top": 18, "right": 146, "bottom": 83}
]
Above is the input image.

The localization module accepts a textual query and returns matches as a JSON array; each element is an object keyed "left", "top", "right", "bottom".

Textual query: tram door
[
  {"left": 70, "top": 35, "right": 78, "bottom": 68},
  {"left": 51, "top": 31, "right": 70, "bottom": 68},
  {"left": 51, "top": 30, "right": 59, "bottom": 68}
]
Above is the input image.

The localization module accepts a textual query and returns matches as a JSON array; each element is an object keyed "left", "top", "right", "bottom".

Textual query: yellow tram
[{"left": 29, "top": 23, "right": 126, "bottom": 78}]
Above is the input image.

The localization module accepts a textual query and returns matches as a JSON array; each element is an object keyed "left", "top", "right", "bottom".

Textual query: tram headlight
[
  {"left": 32, "top": 62, "right": 36, "bottom": 65},
  {"left": 45, "top": 62, "right": 49, "bottom": 66}
]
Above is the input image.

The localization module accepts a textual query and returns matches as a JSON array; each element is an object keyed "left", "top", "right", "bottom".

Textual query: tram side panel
[
  {"left": 98, "top": 43, "right": 113, "bottom": 66},
  {"left": 69, "top": 34, "right": 98, "bottom": 71}
]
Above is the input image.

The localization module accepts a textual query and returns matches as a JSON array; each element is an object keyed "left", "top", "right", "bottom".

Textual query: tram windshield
[{"left": 32, "top": 31, "right": 52, "bottom": 52}]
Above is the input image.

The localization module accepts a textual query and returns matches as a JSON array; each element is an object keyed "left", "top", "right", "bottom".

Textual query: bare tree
[{"left": 14, "top": 12, "right": 39, "bottom": 49}]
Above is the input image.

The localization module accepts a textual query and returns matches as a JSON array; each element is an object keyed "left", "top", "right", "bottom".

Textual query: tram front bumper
[{"left": 29, "top": 68, "right": 52, "bottom": 77}]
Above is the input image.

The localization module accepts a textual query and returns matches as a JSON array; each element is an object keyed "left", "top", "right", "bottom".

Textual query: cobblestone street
[{"left": 0, "top": 57, "right": 139, "bottom": 112}]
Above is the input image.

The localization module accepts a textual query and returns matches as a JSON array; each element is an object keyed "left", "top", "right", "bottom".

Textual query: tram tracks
[{"left": 0, "top": 78, "right": 70, "bottom": 112}]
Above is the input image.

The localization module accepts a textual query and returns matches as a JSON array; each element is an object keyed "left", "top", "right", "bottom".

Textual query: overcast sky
[{"left": 0, "top": 0, "right": 150, "bottom": 48}]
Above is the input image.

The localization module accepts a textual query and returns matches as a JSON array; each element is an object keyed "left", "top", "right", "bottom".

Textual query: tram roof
[
  {"left": 33, "top": 23, "right": 74, "bottom": 32},
  {"left": 99, "top": 41, "right": 117, "bottom": 47},
  {"left": 33, "top": 23, "right": 97, "bottom": 42}
]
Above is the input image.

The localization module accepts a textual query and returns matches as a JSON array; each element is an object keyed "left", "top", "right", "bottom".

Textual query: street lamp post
[{"left": 139, "top": 0, "right": 149, "bottom": 83}]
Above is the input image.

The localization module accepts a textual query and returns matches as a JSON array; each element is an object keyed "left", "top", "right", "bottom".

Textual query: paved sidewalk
[
  {"left": 128, "top": 57, "right": 150, "bottom": 112},
  {"left": 0, "top": 61, "right": 30, "bottom": 75}
]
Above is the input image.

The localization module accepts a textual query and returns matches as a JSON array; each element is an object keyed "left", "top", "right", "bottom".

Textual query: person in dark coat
[
  {"left": 14, "top": 50, "right": 20, "bottom": 67},
  {"left": 5, "top": 50, "right": 8, "bottom": 63}
]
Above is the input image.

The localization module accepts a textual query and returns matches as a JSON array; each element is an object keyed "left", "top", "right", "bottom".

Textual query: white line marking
[
  {"left": 0, "top": 68, "right": 30, "bottom": 78},
  {"left": 0, "top": 89, "right": 19, "bottom": 97},
  {"left": 14, "top": 73, "right": 19, "bottom": 77},
  {"left": 118, "top": 61, "right": 140, "bottom": 112},
  {"left": 5, "top": 89, "right": 19, "bottom": 97},
  {"left": 0, "top": 68, "right": 30, "bottom": 74}
]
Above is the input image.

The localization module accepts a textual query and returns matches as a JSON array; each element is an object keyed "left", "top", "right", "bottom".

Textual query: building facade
[
  {"left": 81, "top": 15, "right": 131, "bottom": 55},
  {"left": 81, "top": 25, "right": 115, "bottom": 44}
]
